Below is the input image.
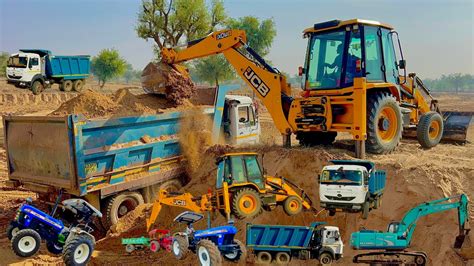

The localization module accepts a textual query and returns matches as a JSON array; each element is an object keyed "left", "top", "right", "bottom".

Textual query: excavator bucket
[
  {"left": 141, "top": 62, "right": 194, "bottom": 94},
  {"left": 441, "top": 111, "right": 474, "bottom": 143},
  {"left": 454, "top": 234, "right": 466, "bottom": 249}
]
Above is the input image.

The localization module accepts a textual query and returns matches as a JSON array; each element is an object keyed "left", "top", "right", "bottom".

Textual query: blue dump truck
[
  {"left": 6, "top": 49, "right": 90, "bottom": 94},
  {"left": 319, "top": 160, "right": 386, "bottom": 219},
  {"left": 4, "top": 86, "right": 260, "bottom": 229},
  {"left": 246, "top": 222, "right": 344, "bottom": 265}
]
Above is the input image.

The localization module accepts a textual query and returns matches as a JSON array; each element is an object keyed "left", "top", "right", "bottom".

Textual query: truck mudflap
[{"left": 442, "top": 111, "right": 473, "bottom": 143}]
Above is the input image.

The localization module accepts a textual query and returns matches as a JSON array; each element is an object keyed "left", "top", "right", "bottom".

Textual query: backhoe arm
[
  {"left": 146, "top": 189, "right": 212, "bottom": 231},
  {"left": 160, "top": 29, "right": 294, "bottom": 135}
]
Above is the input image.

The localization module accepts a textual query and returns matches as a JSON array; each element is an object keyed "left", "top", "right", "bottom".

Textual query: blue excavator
[{"left": 350, "top": 194, "right": 470, "bottom": 265}]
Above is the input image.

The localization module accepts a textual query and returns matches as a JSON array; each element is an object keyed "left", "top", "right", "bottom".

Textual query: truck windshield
[
  {"left": 320, "top": 169, "right": 362, "bottom": 185},
  {"left": 306, "top": 29, "right": 346, "bottom": 89},
  {"left": 7, "top": 55, "right": 28, "bottom": 68}
]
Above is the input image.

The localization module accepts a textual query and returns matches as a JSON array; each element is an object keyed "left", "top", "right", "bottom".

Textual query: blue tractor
[
  {"left": 171, "top": 211, "right": 246, "bottom": 266},
  {"left": 7, "top": 197, "right": 102, "bottom": 266}
]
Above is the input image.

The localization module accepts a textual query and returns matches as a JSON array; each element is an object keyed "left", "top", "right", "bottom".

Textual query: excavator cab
[{"left": 215, "top": 153, "right": 265, "bottom": 190}]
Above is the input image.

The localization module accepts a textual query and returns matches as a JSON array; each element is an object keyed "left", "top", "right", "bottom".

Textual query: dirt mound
[{"left": 49, "top": 88, "right": 193, "bottom": 118}]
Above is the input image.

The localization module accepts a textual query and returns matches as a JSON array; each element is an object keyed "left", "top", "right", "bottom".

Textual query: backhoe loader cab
[{"left": 215, "top": 153, "right": 265, "bottom": 190}]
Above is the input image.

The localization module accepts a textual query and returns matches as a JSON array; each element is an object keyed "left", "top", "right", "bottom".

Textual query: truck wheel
[
  {"left": 197, "top": 239, "right": 222, "bottom": 266},
  {"left": 223, "top": 239, "right": 246, "bottom": 262},
  {"left": 101, "top": 191, "right": 144, "bottom": 229},
  {"left": 319, "top": 252, "right": 333, "bottom": 265},
  {"left": 62, "top": 80, "right": 73, "bottom": 92},
  {"left": 172, "top": 235, "right": 189, "bottom": 260},
  {"left": 11, "top": 229, "right": 41, "bottom": 257},
  {"left": 6, "top": 223, "right": 20, "bottom": 240},
  {"left": 62, "top": 233, "right": 94, "bottom": 266},
  {"left": 275, "top": 252, "right": 291, "bottom": 264},
  {"left": 256, "top": 251, "right": 272, "bottom": 264},
  {"left": 362, "top": 201, "right": 370, "bottom": 219},
  {"left": 150, "top": 240, "right": 160, "bottom": 252},
  {"left": 416, "top": 111, "right": 443, "bottom": 149},
  {"left": 232, "top": 188, "right": 262, "bottom": 219},
  {"left": 73, "top": 80, "right": 85, "bottom": 92},
  {"left": 125, "top": 244, "right": 135, "bottom": 253},
  {"left": 297, "top": 132, "right": 337, "bottom": 146},
  {"left": 31, "top": 80, "right": 44, "bottom": 95},
  {"left": 367, "top": 92, "right": 402, "bottom": 154},
  {"left": 283, "top": 196, "right": 303, "bottom": 216},
  {"left": 46, "top": 241, "right": 63, "bottom": 254}
]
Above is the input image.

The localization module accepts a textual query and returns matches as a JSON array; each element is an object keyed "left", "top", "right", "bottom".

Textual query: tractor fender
[{"left": 66, "top": 227, "right": 96, "bottom": 245}]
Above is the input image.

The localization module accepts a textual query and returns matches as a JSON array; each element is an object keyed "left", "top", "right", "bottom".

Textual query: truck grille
[
  {"left": 8, "top": 74, "right": 21, "bottom": 80},
  {"left": 325, "top": 195, "right": 356, "bottom": 201}
]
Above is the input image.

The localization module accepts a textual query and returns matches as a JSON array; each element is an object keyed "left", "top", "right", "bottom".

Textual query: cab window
[
  {"left": 29, "top": 58, "right": 39, "bottom": 67},
  {"left": 238, "top": 106, "right": 249, "bottom": 124},
  {"left": 364, "top": 26, "right": 384, "bottom": 82},
  {"left": 381, "top": 28, "right": 398, "bottom": 84},
  {"left": 344, "top": 29, "right": 362, "bottom": 86},
  {"left": 243, "top": 156, "right": 263, "bottom": 188},
  {"left": 230, "top": 156, "right": 246, "bottom": 184}
]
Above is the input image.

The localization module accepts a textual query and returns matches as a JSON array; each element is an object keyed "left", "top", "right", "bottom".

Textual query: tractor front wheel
[
  {"left": 417, "top": 111, "right": 444, "bottom": 149},
  {"left": 223, "top": 239, "right": 246, "bottom": 262},
  {"left": 11, "top": 229, "right": 41, "bottom": 257},
  {"left": 197, "top": 239, "right": 222, "bottom": 266},
  {"left": 62, "top": 233, "right": 94, "bottom": 266},
  {"left": 367, "top": 92, "right": 403, "bottom": 154},
  {"left": 232, "top": 188, "right": 262, "bottom": 219},
  {"left": 283, "top": 196, "right": 303, "bottom": 216},
  {"left": 6, "top": 223, "right": 20, "bottom": 240}
]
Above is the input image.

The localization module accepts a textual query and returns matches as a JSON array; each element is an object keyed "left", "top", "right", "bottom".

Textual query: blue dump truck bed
[
  {"left": 246, "top": 223, "right": 321, "bottom": 251},
  {"left": 3, "top": 111, "right": 202, "bottom": 196},
  {"left": 48, "top": 55, "right": 90, "bottom": 80},
  {"left": 368, "top": 170, "right": 386, "bottom": 195}
]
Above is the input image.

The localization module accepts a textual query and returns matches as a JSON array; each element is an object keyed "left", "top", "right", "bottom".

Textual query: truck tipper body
[
  {"left": 6, "top": 49, "right": 90, "bottom": 94},
  {"left": 4, "top": 86, "right": 260, "bottom": 228},
  {"left": 246, "top": 222, "right": 343, "bottom": 264},
  {"left": 319, "top": 160, "right": 386, "bottom": 219}
]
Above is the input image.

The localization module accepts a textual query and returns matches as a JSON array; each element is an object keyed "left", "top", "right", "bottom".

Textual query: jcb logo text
[{"left": 243, "top": 67, "right": 270, "bottom": 97}]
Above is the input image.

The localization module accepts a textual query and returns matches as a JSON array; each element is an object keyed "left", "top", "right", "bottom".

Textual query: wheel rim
[
  {"left": 150, "top": 241, "right": 159, "bottom": 252},
  {"left": 377, "top": 106, "right": 398, "bottom": 142},
  {"left": 288, "top": 199, "right": 300, "bottom": 212},
  {"left": 11, "top": 227, "right": 20, "bottom": 237},
  {"left": 260, "top": 253, "right": 271, "bottom": 263},
  {"left": 126, "top": 244, "right": 134, "bottom": 253},
  {"left": 118, "top": 199, "right": 137, "bottom": 218},
  {"left": 279, "top": 253, "right": 289, "bottom": 262},
  {"left": 74, "top": 243, "right": 90, "bottom": 264},
  {"left": 322, "top": 255, "right": 330, "bottom": 264},
  {"left": 18, "top": 236, "right": 36, "bottom": 253},
  {"left": 428, "top": 119, "right": 441, "bottom": 139},
  {"left": 239, "top": 194, "right": 257, "bottom": 214},
  {"left": 225, "top": 250, "right": 238, "bottom": 259},
  {"left": 198, "top": 246, "right": 210, "bottom": 266},
  {"left": 172, "top": 240, "right": 180, "bottom": 256}
]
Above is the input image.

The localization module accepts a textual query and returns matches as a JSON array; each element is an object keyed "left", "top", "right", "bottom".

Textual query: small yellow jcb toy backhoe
[
  {"left": 144, "top": 19, "right": 472, "bottom": 158},
  {"left": 146, "top": 153, "right": 313, "bottom": 231}
]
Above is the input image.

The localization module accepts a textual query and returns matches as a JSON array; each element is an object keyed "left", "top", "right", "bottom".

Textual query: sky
[{"left": 1, "top": 0, "right": 472, "bottom": 79}]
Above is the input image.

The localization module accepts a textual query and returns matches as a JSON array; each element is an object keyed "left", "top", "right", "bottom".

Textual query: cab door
[
  {"left": 26, "top": 55, "right": 41, "bottom": 81},
  {"left": 232, "top": 104, "right": 260, "bottom": 145}
]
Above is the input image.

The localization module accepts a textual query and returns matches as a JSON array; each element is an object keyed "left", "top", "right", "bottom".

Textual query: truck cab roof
[
  {"left": 324, "top": 164, "right": 368, "bottom": 172},
  {"left": 225, "top": 95, "right": 253, "bottom": 105},
  {"left": 330, "top": 160, "right": 375, "bottom": 172},
  {"left": 323, "top": 226, "right": 340, "bottom": 232},
  {"left": 19, "top": 49, "right": 51, "bottom": 57}
]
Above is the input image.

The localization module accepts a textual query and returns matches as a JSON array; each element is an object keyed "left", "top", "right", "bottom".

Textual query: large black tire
[
  {"left": 46, "top": 241, "right": 63, "bottom": 254},
  {"left": 362, "top": 201, "right": 370, "bottom": 219},
  {"left": 283, "top": 196, "right": 303, "bottom": 216},
  {"left": 223, "top": 239, "right": 246, "bottom": 262},
  {"left": 101, "top": 191, "right": 144, "bottom": 229},
  {"left": 232, "top": 188, "right": 262, "bottom": 219},
  {"left": 61, "top": 80, "right": 73, "bottom": 92},
  {"left": 319, "top": 252, "right": 333, "bottom": 265},
  {"left": 416, "top": 111, "right": 444, "bottom": 149},
  {"left": 414, "top": 255, "right": 427, "bottom": 266},
  {"left": 62, "top": 233, "right": 94, "bottom": 266},
  {"left": 275, "top": 252, "right": 291, "bottom": 264},
  {"left": 31, "top": 80, "right": 44, "bottom": 95},
  {"left": 197, "top": 239, "right": 222, "bottom": 266},
  {"left": 11, "top": 229, "right": 41, "bottom": 257},
  {"left": 172, "top": 235, "right": 189, "bottom": 260},
  {"left": 367, "top": 92, "right": 403, "bottom": 154},
  {"left": 6, "top": 223, "right": 20, "bottom": 240},
  {"left": 297, "top": 132, "right": 337, "bottom": 147},
  {"left": 73, "top": 80, "right": 85, "bottom": 92},
  {"left": 256, "top": 251, "right": 272, "bottom": 264}
]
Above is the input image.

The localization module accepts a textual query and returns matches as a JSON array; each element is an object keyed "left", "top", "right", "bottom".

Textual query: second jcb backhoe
[
  {"left": 146, "top": 153, "right": 313, "bottom": 231},
  {"left": 146, "top": 19, "right": 472, "bottom": 158}
]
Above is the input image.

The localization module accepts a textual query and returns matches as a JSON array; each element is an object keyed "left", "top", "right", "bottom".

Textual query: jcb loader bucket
[
  {"left": 141, "top": 62, "right": 177, "bottom": 94},
  {"left": 441, "top": 111, "right": 473, "bottom": 143}
]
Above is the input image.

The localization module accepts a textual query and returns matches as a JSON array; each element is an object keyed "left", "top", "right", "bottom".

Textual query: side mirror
[
  {"left": 398, "top": 59, "right": 406, "bottom": 69},
  {"left": 239, "top": 117, "right": 246, "bottom": 123},
  {"left": 298, "top": 66, "right": 305, "bottom": 76}
]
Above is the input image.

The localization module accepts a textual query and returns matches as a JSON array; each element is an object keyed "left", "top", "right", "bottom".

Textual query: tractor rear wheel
[
  {"left": 223, "top": 239, "right": 246, "bottom": 262},
  {"left": 62, "top": 233, "right": 94, "bottom": 266},
  {"left": 11, "top": 229, "right": 41, "bottom": 257},
  {"left": 101, "top": 191, "right": 144, "bottom": 229},
  {"left": 172, "top": 235, "right": 189, "bottom": 260},
  {"left": 232, "top": 188, "right": 262, "bottom": 219},
  {"left": 275, "top": 252, "right": 291, "bottom": 264},
  {"left": 367, "top": 92, "right": 402, "bottom": 154},
  {"left": 256, "top": 251, "right": 272, "bottom": 264},
  {"left": 297, "top": 132, "right": 337, "bottom": 146},
  {"left": 283, "top": 196, "right": 303, "bottom": 216},
  {"left": 197, "top": 239, "right": 222, "bottom": 266},
  {"left": 416, "top": 111, "right": 444, "bottom": 149}
]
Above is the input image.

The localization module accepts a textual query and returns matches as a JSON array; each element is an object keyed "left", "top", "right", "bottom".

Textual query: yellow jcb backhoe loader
[
  {"left": 146, "top": 153, "right": 313, "bottom": 231},
  {"left": 146, "top": 19, "right": 472, "bottom": 158}
]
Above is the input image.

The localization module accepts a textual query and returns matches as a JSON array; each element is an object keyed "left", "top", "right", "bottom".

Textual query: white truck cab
[
  {"left": 319, "top": 226, "right": 344, "bottom": 260},
  {"left": 6, "top": 52, "right": 42, "bottom": 87},
  {"left": 223, "top": 95, "right": 260, "bottom": 145}
]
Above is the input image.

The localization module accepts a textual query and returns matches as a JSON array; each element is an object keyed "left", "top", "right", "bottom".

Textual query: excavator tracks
[{"left": 353, "top": 250, "right": 428, "bottom": 265}]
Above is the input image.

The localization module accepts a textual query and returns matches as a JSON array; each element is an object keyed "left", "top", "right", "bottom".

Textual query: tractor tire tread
[
  {"left": 11, "top": 229, "right": 41, "bottom": 257},
  {"left": 231, "top": 188, "right": 263, "bottom": 219},
  {"left": 62, "top": 233, "right": 94, "bottom": 266},
  {"left": 416, "top": 111, "right": 443, "bottom": 149},
  {"left": 198, "top": 239, "right": 222, "bottom": 266}
]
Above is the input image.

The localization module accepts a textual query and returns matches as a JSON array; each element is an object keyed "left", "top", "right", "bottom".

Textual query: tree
[
  {"left": 91, "top": 49, "right": 127, "bottom": 88},
  {"left": 136, "top": 0, "right": 226, "bottom": 55},
  {"left": 123, "top": 63, "right": 141, "bottom": 84},
  {"left": 193, "top": 54, "right": 234, "bottom": 86},
  {"left": 0, "top": 52, "right": 9, "bottom": 77}
]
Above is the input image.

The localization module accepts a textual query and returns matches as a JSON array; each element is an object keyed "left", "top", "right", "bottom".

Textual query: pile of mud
[
  {"left": 49, "top": 88, "right": 193, "bottom": 118},
  {"left": 141, "top": 62, "right": 196, "bottom": 105}
]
